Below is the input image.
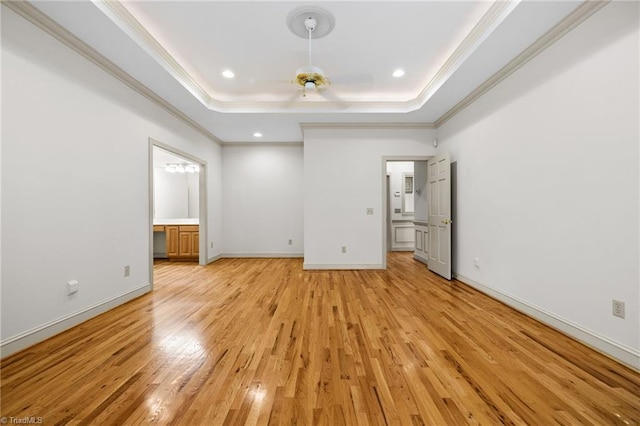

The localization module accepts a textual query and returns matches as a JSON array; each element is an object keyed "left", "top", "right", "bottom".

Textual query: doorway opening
[
  {"left": 381, "top": 156, "right": 430, "bottom": 269},
  {"left": 149, "top": 139, "right": 208, "bottom": 289},
  {"left": 386, "top": 161, "right": 418, "bottom": 252},
  {"left": 382, "top": 154, "right": 453, "bottom": 279}
]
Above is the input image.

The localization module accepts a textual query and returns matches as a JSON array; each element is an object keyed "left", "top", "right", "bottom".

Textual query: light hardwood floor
[{"left": 1, "top": 253, "right": 639, "bottom": 425}]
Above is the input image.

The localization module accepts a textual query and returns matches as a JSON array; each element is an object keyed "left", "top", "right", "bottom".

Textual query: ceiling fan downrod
[
  {"left": 301, "top": 17, "right": 317, "bottom": 97},
  {"left": 305, "top": 17, "right": 316, "bottom": 68}
]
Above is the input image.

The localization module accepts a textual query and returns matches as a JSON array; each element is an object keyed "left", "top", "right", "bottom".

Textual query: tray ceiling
[{"left": 22, "top": 1, "right": 590, "bottom": 142}]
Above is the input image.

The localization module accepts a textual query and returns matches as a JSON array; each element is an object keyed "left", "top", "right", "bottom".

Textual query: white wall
[
  {"left": 222, "top": 144, "right": 303, "bottom": 256},
  {"left": 304, "top": 128, "right": 437, "bottom": 268},
  {"left": 187, "top": 173, "right": 199, "bottom": 218},
  {"left": 437, "top": 2, "right": 639, "bottom": 367},
  {"left": 1, "top": 7, "right": 223, "bottom": 355}
]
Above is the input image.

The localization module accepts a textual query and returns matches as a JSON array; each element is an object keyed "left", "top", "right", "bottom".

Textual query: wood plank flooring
[{"left": 1, "top": 253, "right": 639, "bottom": 425}]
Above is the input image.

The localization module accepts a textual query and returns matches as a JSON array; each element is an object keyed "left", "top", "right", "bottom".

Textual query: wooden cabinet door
[
  {"left": 166, "top": 225, "right": 198, "bottom": 261},
  {"left": 166, "top": 226, "right": 179, "bottom": 257},
  {"left": 179, "top": 232, "right": 192, "bottom": 257},
  {"left": 192, "top": 232, "right": 199, "bottom": 256}
]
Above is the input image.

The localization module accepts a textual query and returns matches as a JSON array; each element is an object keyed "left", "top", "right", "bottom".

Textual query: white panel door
[{"left": 427, "top": 152, "right": 452, "bottom": 279}]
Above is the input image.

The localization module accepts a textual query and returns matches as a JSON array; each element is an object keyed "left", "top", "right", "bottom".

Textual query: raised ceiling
[{"left": 22, "top": 1, "right": 590, "bottom": 142}]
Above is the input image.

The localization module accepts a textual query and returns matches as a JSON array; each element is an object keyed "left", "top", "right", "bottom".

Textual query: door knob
[{"left": 441, "top": 218, "right": 453, "bottom": 225}]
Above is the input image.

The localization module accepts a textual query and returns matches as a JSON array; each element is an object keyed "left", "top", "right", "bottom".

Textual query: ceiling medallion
[{"left": 287, "top": 6, "right": 335, "bottom": 39}]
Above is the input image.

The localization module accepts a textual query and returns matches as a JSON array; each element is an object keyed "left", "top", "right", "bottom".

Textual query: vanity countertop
[{"left": 153, "top": 218, "right": 199, "bottom": 225}]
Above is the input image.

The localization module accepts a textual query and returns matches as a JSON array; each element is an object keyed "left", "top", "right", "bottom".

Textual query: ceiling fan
[
  {"left": 284, "top": 7, "right": 372, "bottom": 104},
  {"left": 294, "top": 16, "right": 329, "bottom": 97}
]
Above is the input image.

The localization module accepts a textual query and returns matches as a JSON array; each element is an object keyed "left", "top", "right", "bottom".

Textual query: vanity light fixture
[
  {"left": 392, "top": 68, "right": 405, "bottom": 78},
  {"left": 165, "top": 163, "right": 199, "bottom": 173}
]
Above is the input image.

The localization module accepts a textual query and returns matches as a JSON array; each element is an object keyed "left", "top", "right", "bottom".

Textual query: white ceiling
[{"left": 28, "top": 0, "right": 585, "bottom": 143}]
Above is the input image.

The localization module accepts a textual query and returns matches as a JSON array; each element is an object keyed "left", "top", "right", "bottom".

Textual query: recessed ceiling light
[
  {"left": 222, "top": 69, "right": 235, "bottom": 79},
  {"left": 392, "top": 69, "right": 405, "bottom": 78},
  {"left": 253, "top": 132, "right": 263, "bottom": 138}
]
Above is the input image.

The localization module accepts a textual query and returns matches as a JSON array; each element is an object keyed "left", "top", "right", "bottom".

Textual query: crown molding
[
  {"left": 435, "top": 0, "right": 610, "bottom": 128},
  {"left": 221, "top": 141, "right": 303, "bottom": 147},
  {"left": 300, "top": 122, "right": 436, "bottom": 131},
  {"left": 414, "top": 0, "right": 520, "bottom": 109},
  {"left": 91, "top": 0, "right": 214, "bottom": 108},
  {"left": 3, "top": 0, "right": 223, "bottom": 145},
  {"left": 198, "top": 99, "right": 422, "bottom": 114}
]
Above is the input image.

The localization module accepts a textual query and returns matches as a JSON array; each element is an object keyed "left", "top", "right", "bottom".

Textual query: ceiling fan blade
[
  {"left": 278, "top": 89, "right": 305, "bottom": 109},
  {"left": 249, "top": 77, "right": 294, "bottom": 85},
  {"left": 329, "top": 73, "right": 374, "bottom": 87},
  {"left": 316, "top": 87, "right": 349, "bottom": 109}
]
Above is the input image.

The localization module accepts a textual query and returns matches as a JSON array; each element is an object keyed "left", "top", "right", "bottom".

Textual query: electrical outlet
[
  {"left": 366, "top": 208, "right": 374, "bottom": 215},
  {"left": 210, "top": 242, "right": 214, "bottom": 248},
  {"left": 341, "top": 246, "right": 347, "bottom": 254},
  {"left": 474, "top": 257, "right": 480, "bottom": 269},
  {"left": 124, "top": 265, "right": 130, "bottom": 277},
  {"left": 288, "top": 239, "right": 293, "bottom": 245},
  {"left": 612, "top": 300, "right": 625, "bottom": 318},
  {"left": 67, "top": 280, "right": 79, "bottom": 295}
]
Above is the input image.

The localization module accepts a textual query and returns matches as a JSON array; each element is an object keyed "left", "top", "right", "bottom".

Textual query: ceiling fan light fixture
[{"left": 295, "top": 65, "right": 328, "bottom": 88}]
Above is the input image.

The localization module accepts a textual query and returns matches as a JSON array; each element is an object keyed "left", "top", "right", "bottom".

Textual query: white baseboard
[
  {"left": 454, "top": 273, "right": 640, "bottom": 371},
  {"left": 391, "top": 248, "right": 414, "bottom": 252},
  {"left": 303, "top": 263, "right": 384, "bottom": 270},
  {"left": 222, "top": 252, "right": 304, "bottom": 258},
  {"left": 0, "top": 284, "right": 151, "bottom": 359},
  {"left": 207, "top": 254, "right": 223, "bottom": 264}
]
